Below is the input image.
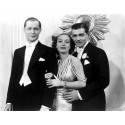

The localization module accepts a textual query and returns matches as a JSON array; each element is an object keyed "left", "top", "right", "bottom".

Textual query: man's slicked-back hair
[
  {"left": 71, "top": 22, "right": 89, "bottom": 34},
  {"left": 24, "top": 17, "right": 41, "bottom": 29}
]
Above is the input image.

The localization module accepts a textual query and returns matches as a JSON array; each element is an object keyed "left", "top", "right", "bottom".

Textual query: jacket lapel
[
  {"left": 83, "top": 42, "right": 91, "bottom": 54},
  {"left": 73, "top": 43, "right": 91, "bottom": 59},
  {"left": 78, "top": 43, "right": 91, "bottom": 66},
  {"left": 28, "top": 42, "right": 45, "bottom": 71},
  {"left": 73, "top": 51, "right": 77, "bottom": 57},
  {"left": 18, "top": 46, "right": 26, "bottom": 79},
  {"left": 19, "top": 46, "right": 26, "bottom": 64}
]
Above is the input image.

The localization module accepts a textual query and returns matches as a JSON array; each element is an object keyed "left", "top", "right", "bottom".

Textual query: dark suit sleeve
[
  {"left": 79, "top": 49, "right": 110, "bottom": 101},
  {"left": 42, "top": 48, "right": 57, "bottom": 108},
  {"left": 6, "top": 50, "right": 18, "bottom": 103}
]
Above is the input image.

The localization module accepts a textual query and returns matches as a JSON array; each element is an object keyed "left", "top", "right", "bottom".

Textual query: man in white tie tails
[
  {"left": 5, "top": 17, "right": 57, "bottom": 111},
  {"left": 63, "top": 22, "right": 110, "bottom": 111}
]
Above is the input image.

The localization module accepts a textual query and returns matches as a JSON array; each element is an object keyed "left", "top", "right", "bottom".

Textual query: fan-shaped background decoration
[{"left": 60, "top": 14, "right": 110, "bottom": 46}]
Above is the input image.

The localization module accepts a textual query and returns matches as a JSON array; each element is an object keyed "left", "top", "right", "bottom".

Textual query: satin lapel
[
  {"left": 28, "top": 42, "right": 44, "bottom": 71},
  {"left": 73, "top": 51, "right": 77, "bottom": 57},
  {"left": 19, "top": 46, "right": 26, "bottom": 63},
  {"left": 18, "top": 46, "right": 26, "bottom": 77},
  {"left": 80, "top": 43, "right": 92, "bottom": 66},
  {"left": 83, "top": 42, "right": 91, "bottom": 54},
  {"left": 80, "top": 43, "right": 91, "bottom": 64}
]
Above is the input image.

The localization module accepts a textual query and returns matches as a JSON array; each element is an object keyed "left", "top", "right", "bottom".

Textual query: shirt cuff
[
  {"left": 7, "top": 103, "right": 11, "bottom": 104},
  {"left": 40, "top": 105, "right": 51, "bottom": 111},
  {"left": 77, "top": 90, "right": 83, "bottom": 100}
]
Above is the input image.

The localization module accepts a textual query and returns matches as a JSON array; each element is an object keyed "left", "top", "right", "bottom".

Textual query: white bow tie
[
  {"left": 76, "top": 47, "right": 83, "bottom": 53},
  {"left": 26, "top": 45, "right": 35, "bottom": 48}
]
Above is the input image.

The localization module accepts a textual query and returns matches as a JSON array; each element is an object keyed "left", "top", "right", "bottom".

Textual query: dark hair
[
  {"left": 52, "top": 33, "right": 75, "bottom": 55},
  {"left": 24, "top": 17, "right": 41, "bottom": 29},
  {"left": 71, "top": 22, "right": 89, "bottom": 34}
]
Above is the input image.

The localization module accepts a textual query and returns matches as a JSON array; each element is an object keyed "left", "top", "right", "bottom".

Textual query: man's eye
[
  {"left": 80, "top": 34, "right": 85, "bottom": 37},
  {"left": 27, "top": 28, "right": 31, "bottom": 30},
  {"left": 65, "top": 41, "right": 70, "bottom": 43},
  {"left": 34, "top": 28, "right": 39, "bottom": 30}
]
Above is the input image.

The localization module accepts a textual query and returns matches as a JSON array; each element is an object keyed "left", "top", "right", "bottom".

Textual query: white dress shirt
[
  {"left": 76, "top": 41, "right": 89, "bottom": 100},
  {"left": 77, "top": 41, "right": 89, "bottom": 60},
  {"left": 19, "top": 40, "right": 38, "bottom": 87}
]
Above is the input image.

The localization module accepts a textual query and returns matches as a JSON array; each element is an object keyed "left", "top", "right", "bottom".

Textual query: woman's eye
[
  {"left": 65, "top": 41, "right": 70, "bottom": 44},
  {"left": 58, "top": 40, "right": 62, "bottom": 43}
]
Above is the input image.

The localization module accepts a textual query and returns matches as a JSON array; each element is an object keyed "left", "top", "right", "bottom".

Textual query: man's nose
[
  {"left": 76, "top": 36, "right": 80, "bottom": 41},
  {"left": 31, "top": 29, "right": 35, "bottom": 33}
]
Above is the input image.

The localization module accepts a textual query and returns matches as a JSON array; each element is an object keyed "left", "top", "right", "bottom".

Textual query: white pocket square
[
  {"left": 84, "top": 60, "right": 90, "bottom": 65},
  {"left": 39, "top": 58, "right": 45, "bottom": 61}
]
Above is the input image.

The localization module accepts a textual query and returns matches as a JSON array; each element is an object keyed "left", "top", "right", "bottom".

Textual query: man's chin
[{"left": 29, "top": 38, "right": 37, "bottom": 42}]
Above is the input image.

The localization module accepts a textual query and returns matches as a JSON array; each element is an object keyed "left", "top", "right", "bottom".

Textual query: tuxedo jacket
[
  {"left": 72, "top": 43, "right": 110, "bottom": 111},
  {"left": 6, "top": 42, "right": 57, "bottom": 111}
]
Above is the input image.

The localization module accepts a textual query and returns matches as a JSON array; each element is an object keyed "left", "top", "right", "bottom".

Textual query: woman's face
[{"left": 56, "top": 34, "right": 71, "bottom": 54}]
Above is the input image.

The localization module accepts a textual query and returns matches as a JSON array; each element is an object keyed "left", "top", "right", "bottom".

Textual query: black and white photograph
[{"left": 0, "top": 0, "right": 125, "bottom": 124}]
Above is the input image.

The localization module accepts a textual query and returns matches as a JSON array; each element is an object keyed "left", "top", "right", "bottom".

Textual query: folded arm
[{"left": 46, "top": 56, "right": 86, "bottom": 89}]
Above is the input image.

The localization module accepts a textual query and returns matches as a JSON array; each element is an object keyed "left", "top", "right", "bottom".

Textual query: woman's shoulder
[
  {"left": 69, "top": 55, "right": 84, "bottom": 74},
  {"left": 70, "top": 55, "right": 81, "bottom": 64}
]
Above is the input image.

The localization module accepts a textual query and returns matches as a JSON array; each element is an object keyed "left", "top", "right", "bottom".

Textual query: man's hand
[
  {"left": 4, "top": 103, "right": 13, "bottom": 111},
  {"left": 63, "top": 90, "right": 80, "bottom": 103},
  {"left": 40, "top": 105, "right": 50, "bottom": 111},
  {"left": 45, "top": 73, "right": 53, "bottom": 79}
]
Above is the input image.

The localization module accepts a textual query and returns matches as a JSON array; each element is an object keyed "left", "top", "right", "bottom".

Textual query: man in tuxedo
[
  {"left": 5, "top": 17, "right": 57, "bottom": 111},
  {"left": 63, "top": 23, "right": 110, "bottom": 111}
]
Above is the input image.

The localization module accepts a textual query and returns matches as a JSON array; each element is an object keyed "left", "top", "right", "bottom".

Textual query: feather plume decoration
[{"left": 60, "top": 14, "right": 110, "bottom": 46}]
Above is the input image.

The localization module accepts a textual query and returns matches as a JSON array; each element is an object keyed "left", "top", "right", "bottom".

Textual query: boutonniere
[{"left": 82, "top": 53, "right": 89, "bottom": 59}]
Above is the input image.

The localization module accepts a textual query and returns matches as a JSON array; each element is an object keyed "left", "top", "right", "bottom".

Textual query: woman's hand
[
  {"left": 46, "top": 75, "right": 64, "bottom": 88},
  {"left": 4, "top": 103, "right": 13, "bottom": 111}
]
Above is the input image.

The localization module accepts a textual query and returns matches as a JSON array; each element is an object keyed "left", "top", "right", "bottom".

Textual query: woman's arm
[
  {"left": 46, "top": 56, "right": 86, "bottom": 89},
  {"left": 46, "top": 75, "right": 86, "bottom": 89}
]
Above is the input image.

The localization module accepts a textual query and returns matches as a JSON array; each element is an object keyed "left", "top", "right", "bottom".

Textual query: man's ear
[
  {"left": 24, "top": 28, "right": 26, "bottom": 33},
  {"left": 39, "top": 28, "right": 42, "bottom": 33}
]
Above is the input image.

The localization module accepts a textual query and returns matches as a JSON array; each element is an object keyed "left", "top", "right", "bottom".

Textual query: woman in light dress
[{"left": 45, "top": 33, "right": 86, "bottom": 111}]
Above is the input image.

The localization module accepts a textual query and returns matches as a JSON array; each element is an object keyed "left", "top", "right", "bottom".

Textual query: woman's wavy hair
[{"left": 52, "top": 33, "right": 75, "bottom": 56}]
